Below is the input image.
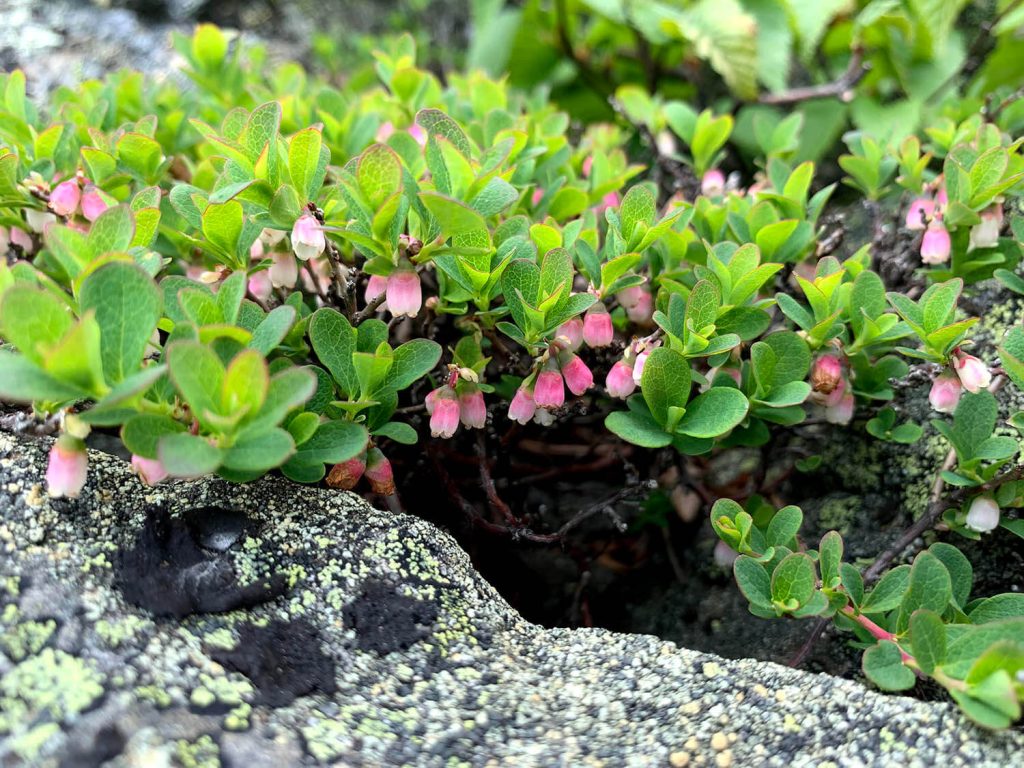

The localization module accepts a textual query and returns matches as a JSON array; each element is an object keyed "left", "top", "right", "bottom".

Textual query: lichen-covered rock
[{"left": 1, "top": 431, "right": 1022, "bottom": 767}]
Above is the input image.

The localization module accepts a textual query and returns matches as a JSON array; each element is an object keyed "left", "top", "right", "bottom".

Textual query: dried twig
[{"left": 758, "top": 47, "right": 868, "bottom": 106}]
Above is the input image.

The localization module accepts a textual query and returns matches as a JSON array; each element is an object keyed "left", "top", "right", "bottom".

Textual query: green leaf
[
  {"left": 863, "top": 641, "right": 916, "bottom": 691},
  {"left": 373, "top": 421, "right": 419, "bottom": 445},
  {"left": 770, "top": 552, "right": 816, "bottom": 609},
  {"left": 358, "top": 142, "right": 403, "bottom": 209},
  {"left": 416, "top": 108, "right": 473, "bottom": 157},
  {"left": 734, "top": 555, "right": 772, "bottom": 609},
  {"left": 385, "top": 339, "right": 441, "bottom": 390},
  {"left": 604, "top": 409, "right": 672, "bottom": 448},
  {"left": 909, "top": 609, "right": 946, "bottom": 675},
  {"left": 222, "top": 428, "right": 295, "bottom": 472},
  {"left": 420, "top": 191, "right": 492, "bottom": 247},
  {"left": 78, "top": 262, "right": 162, "bottom": 385},
  {"left": 899, "top": 551, "right": 953, "bottom": 629},
  {"left": 216, "top": 271, "right": 247, "bottom": 325},
  {"left": 0, "top": 285, "right": 73, "bottom": 365},
  {"left": 0, "top": 350, "right": 87, "bottom": 403},
  {"left": 676, "top": 387, "right": 749, "bottom": 438},
  {"left": 87, "top": 205, "right": 135, "bottom": 255},
  {"left": 289, "top": 127, "right": 329, "bottom": 202},
  {"left": 929, "top": 542, "right": 972, "bottom": 609},
  {"left": 309, "top": 308, "right": 358, "bottom": 398},
  {"left": 248, "top": 305, "right": 296, "bottom": 355},
  {"left": 765, "top": 505, "right": 802, "bottom": 548},
  {"left": 202, "top": 200, "right": 244, "bottom": 260},
  {"left": 158, "top": 432, "right": 224, "bottom": 478},
  {"left": 862, "top": 565, "right": 911, "bottom": 614},
  {"left": 121, "top": 413, "right": 186, "bottom": 459},
  {"left": 290, "top": 420, "right": 368, "bottom": 464},
  {"left": 640, "top": 348, "right": 692, "bottom": 426},
  {"left": 841, "top": 562, "right": 864, "bottom": 607},
  {"left": 167, "top": 341, "right": 225, "bottom": 428},
  {"left": 819, "top": 530, "right": 843, "bottom": 587},
  {"left": 968, "top": 594, "right": 1024, "bottom": 624},
  {"left": 619, "top": 185, "right": 655, "bottom": 244}
]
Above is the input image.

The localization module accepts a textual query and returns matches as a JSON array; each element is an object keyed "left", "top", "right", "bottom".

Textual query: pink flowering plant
[{"left": 0, "top": 18, "right": 1023, "bottom": 726}]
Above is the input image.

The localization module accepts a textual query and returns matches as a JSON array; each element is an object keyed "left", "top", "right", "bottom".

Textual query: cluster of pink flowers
[
  {"left": 426, "top": 366, "right": 487, "bottom": 439},
  {"left": 928, "top": 349, "right": 991, "bottom": 413},
  {"left": 247, "top": 228, "right": 300, "bottom": 302},
  {"left": 506, "top": 343, "right": 596, "bottom": 426},
  {"left": 809, "top": 353, "right": 854, "bottom": 425},
  {"left": 327, "top": 446, "right": 394, "bottom": 495},
  {"left": 48, "top": 175, "right": 110, "bottom": 223},
  {"left": 603, "top": 337, "right": 660, "bottom": 400},
  {"left": 907, "top": 181, "right": 1004, "bottom": 265},
  {"left": 616, "top": 284, "right": 654, "bottom": 325}
]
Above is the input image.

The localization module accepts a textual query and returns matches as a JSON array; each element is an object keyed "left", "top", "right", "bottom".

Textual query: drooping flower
[
  {"left": 904, "top": 197, "right": 935, "bottom": 231},
  {"left": 701, "top": 169, "right": 725, "bottom": 198},
  {"left": 534, "top": 369, "right": 565, "bottom": 409},
  {"left": 583, "top": 304, "right": 613, "bottom": 347},
  {"left": 617, "top": 285, "right": 653, "bottom": 324},
  {"left": 46, "top": 436, "right": 88, "bottom": 498},
  {"left": 929, "top": 372, "right": 962, "bottom": 414},
  {"left": 386, "top": 269, "right": 422, "bottom": 318},
  {"left": 269, "top": 251, "right": 298, "bottom": 289},
  {"left": 291, "top": 213, "right": 326, "bottom": 261},
  {"left": 952, "top": 350, "right": 991, "bottom": 393},
  {"left": 458, "top": 386, "right": 487, "bottom": 429},
  {"left": 508, "top": 385, "right": 536, "bottom": 425},
  {"left": 632, "top": 350, "right": 651, "bottom": 386},
  {"left": 80, "top": 185, "right": 109, "bottom": 222},
  {"left": 327, "top": 452, "right": 367, "bottom": 490},
  {"left": 429, "top": 387, "right": 460, "bottom": 438},
  {"left": 247, "top": 269, "right": 273, "bottom": 302},
  {"left": 365, "top": 273, "right": 389, "bottom": 308},
  {"left": 131, "top": 455, "right": 168, "bottom": 486},
  {"left": 824, "top": 391, "right": 855, "bottom": 425},
  {"left": 364, "top": 447, "right": 395, "bottom": 495},
  {"left": 49, "top": 180, "right": 80, "bottom": 217},
  {"left": 560, "top": 353, "right": 594, "bottom": 396},
  {"left": 965, "top": 494, "right": 1000, "bottom": 533},
  {"left": 8, "top": 226, "right": 33, "bottom": 254},
  {"left": 921, "top": 220, "right": 951, "bottom": 264},
  {"left": 557, "top": 318, "right": 584, "bottom": 351},
  {"left": 25, "top": 208, "right": 56, "bottom": 233},
  {"left": 606, "top": 360, "right": 636, "bottom": 398},
  {"left": 810, "top": 354, "right": 843, "bottom": 395},
  {"left": 969, "top": 203, "right": 1003, "bottom": 251}
]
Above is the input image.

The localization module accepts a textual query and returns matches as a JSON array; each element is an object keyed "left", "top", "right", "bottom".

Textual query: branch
[
  {"left": 352, "top": 291, "right": 387, "bottom": 324},
  {"left": 758, "top": 47, "right": 867, "bottom": 106}
]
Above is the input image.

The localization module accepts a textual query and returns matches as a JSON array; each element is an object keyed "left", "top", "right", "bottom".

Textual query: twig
[
  {"left": 353, "top": 291, "right": 388, "bottom": 324},
  {"left": 758, "top": 47, "right": 867, "bottom": 106},
  {"left": 475, "top": 432, "right": 519, "bottom": 526},
  {"left": 555, "top": 481, "right": 653, "bottom": 538}
]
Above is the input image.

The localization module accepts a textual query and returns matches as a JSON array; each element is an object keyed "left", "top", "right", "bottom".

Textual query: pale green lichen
[
  {"left": 174, "top": 734, "right": 220, "bottom": 768},
  {"left": 95, "top": 615, "right": 151, "bottom": 649},
  {"left": 0, "top": 617, "right": 56, "bottom": 661},
  {"left": 135, "top": 684, "right": 174, "bottom": 708}
]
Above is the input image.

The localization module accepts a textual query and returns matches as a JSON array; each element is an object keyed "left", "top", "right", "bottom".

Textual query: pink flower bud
[
  {"left": 46, "top": 436, "right": 87, "bottom": 498},
  {"left": 80, "top": 185, "right": 109, "bottom": 222},
  {"left": 508, "top": 385, "right": 536, "bottom": 425},
  {"left": 132, "top": 455, "right": 168, "bottom": 486},
  {"left": 534, "top": 370, "right": 565, "bottom": 409},
  {"left": 365, "top": 274, "right": 388, "bottom": 306},
  {"left": 953, "top": 350, "right": 991, "bottom": 393},
  {"left": 811, "top": 354, "right": 843, "bottom": 395},
  {"left": 929, "top": 372, "right": 962, "bottom": 414},
  {"left": 965, "top": 494, "right": 1000, "bottom": 533},
  {"left": 582, "top": 156, "right": 594, "bottom": 178},
  {"left": 409, "top": 123, "right": 427, "bottom": 147},
  {"left": 969, "top": 203, "right": 1003, "bottom": 251},
  {"left": 701, "top": 169, "right": 725, "bottom": 198},
  {"left": 364, "top": 447, "right": 395, "bottom": 495},
  {"left": 595, "top": 191, "right": 620, "bottom": 216},
  {"left": 9, "top": 226, "right": 33, "bottom": 254},
  {"left": 375, "top": 121, "right": 395, "bottom": 143},
  {"left": 269, "top": 251, "right": 298, "bottom": 288},
  {"left": 327, "top": 452, "right": 367, "bottom": 490},
  {"left": 247, "top": 269, "right": 273, "bottom": 302},
  {"left": 617, "top": 285, "right": 653, "bottom": 324},
  {"left": 430, "top": 388, "right": 460, "bottom": 438},
  {"left": 557, "top": 318, "right": 584, "bottom": 351},
  {"left": 605, "top": 360, "right": 636, "bottom": 398},
  {"left": 249, "top": 237, "right": 265, "bottom": 260},
  {"left": 291, "top": 213, "right": 326, "bottom": 261},
  {"left": 920, "top": 221, "right": 951, "bottom": 264},
  {"left": 531, "top": 188, "right": 545, "bottom": 206},
  {"left": 904, "top": 197, "right": 935, "bottom": 231},
  {"left": 583, "top": 304, "right": 613, "bottom": 347},
  {"left": 824, "top": 391, "right": 854, "bottom": 425},
  {"left": 458, "top": 387, "right": 487, "bottom": 429},
  {"left": 386, "top": 269, "right": 422, "bottom": 318},
  {"left": 632, "top": 350, "right": 650, "bottom": 385},
  {"left": 560, "top": 353, "right": 593, "bottom": 396},
  {"left": 713, "top": 539, "right": 739, "bottom": 568},
  {"left": 49, "top": 180, "right": 80, "bottom": 217}
]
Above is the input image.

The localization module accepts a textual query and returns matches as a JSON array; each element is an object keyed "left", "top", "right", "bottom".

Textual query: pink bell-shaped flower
[
  {"left": 701, "top": 169, "right": 725, "bottom": 198},
  {"left": 605, "top": 360, "right": 636, "bottom": 398},
  {"left": 458, "top": 386, "right": 487, "bottom": 429},
  {"left": 583, "top": 304, "right": 614, "bottom": 347},
  {"left": 929, "top": 372, "right": 962, "bottom": 414},
  {"left": 617, "top": 285, "right": 654, "bottom": 324},
  {"left": 965, "top": 494, "right": 1000, "bottom": 533},
  {"left": 81, "top": 185, "right": 109, "bottom": 222},
  {"left": 824, "top": 391, "right": 855, "bottom": 425},
  {"left": 952, "top": 350, "right": 991, "bottom": 393},
  {"left": 556, "top": 318, "right": 584, "bottom": 351},
  {"left": 365, "top": 274, "right": 389, "bottom": 307},
  {"left": 534, "top": 369, "right": 565, "bottom": 409},
  {"left": 920, "top": 221, "right": 951, "bottom": 265},
  {"left": 508, "top": 385, "right": 536, "bottom": 425},
  {"left": 49, "top": 180, "right": 80, "bottom": 217},
  {"left": 327, "top": 452, "right": 367, "bottom": 490},
  {"left": 811, "top": 354, "right": 843, "bottom": 396},
  {"left": 904, "top": 197, "right": 935, "bottom": 231},
  {"left": 291, "top": 213, "right": 326, "bottom": 261},
  {"left": 46, "top": 436, "right": 88, "bottom": 498},
  {"left": 429, "top": 387, "right": 460, "bottom": 438},
  {"left": 560, "top": 353, "right": 594, "bottom": 396},
  {"left": 131, "top": 455, "right": 169, "bottom": 486},
  {"left": 386, "top": 269, "right": 422, "bottom": 318},
  {"left": 364, "top": 447, "right": 395, "bottom": 495}
]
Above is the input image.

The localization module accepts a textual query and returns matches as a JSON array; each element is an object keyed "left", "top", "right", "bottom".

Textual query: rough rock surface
[{"left": 1, "top": 431, "right": 1023, "bottom": 767}]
